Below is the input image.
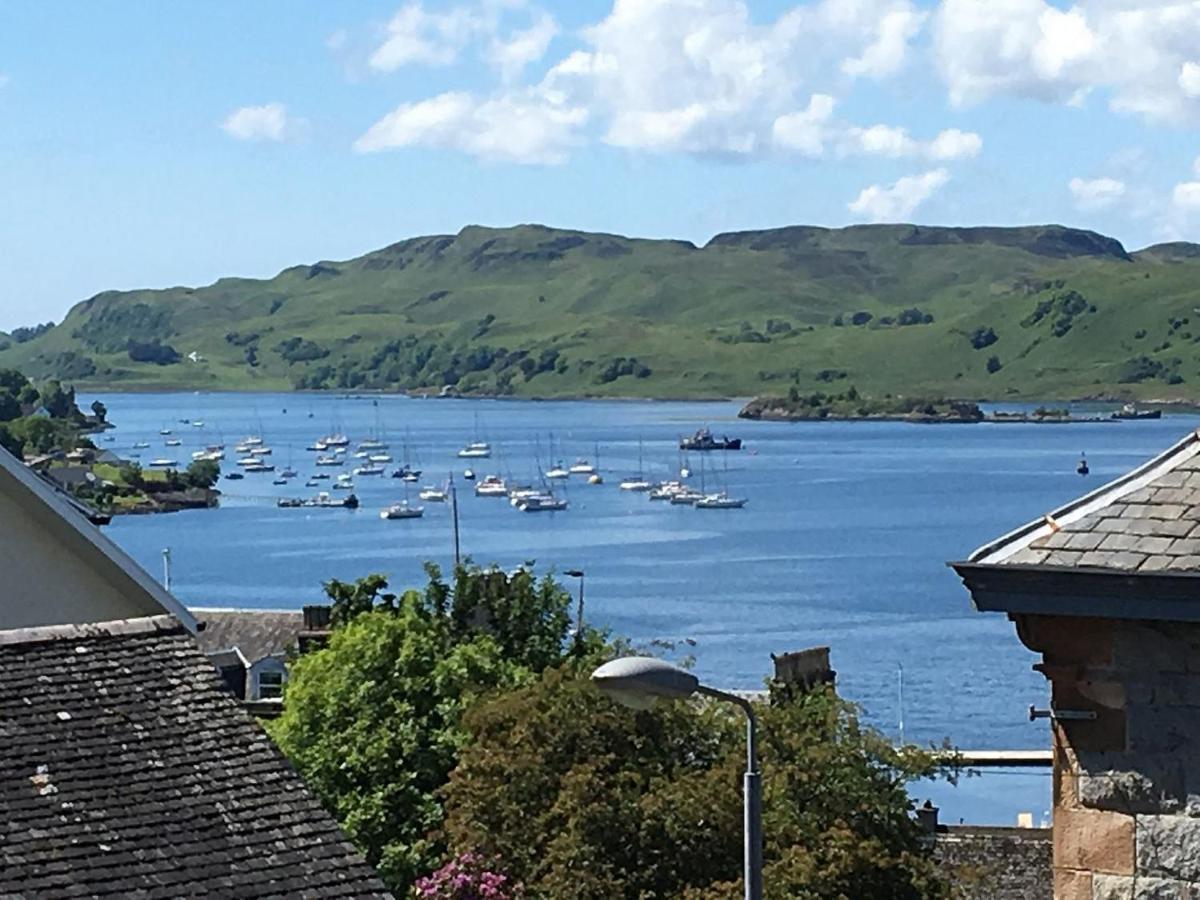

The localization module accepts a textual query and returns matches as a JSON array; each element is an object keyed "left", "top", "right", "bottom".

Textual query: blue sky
[{"left": 3, "top": 0, "right": 1200, "bottom": 330}]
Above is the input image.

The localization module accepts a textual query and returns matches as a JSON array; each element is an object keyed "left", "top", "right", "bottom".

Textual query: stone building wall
[
  {"left": 933, "top": 826, "right": 1051, "bottom": 899},
  {"left": 1015, "top": 613, "right": 1200, "bottom": 898}
]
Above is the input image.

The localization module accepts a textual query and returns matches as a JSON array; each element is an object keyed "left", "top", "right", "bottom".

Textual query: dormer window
[{"left": 257, "top": 670, "right": 283, "bottom": 701}]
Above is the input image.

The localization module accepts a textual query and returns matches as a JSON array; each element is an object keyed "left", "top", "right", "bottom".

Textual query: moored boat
[
  {"left": 1111, "top": 403, "right": 1162, "bottom": 420},
  {"left": 680, "top": 428, "right": 742, "bottom": 451},
  {"left": 380, "top": 501, "right": 425, "bottom": 520}
]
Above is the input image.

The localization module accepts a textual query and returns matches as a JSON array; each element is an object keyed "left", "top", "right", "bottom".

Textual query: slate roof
[
  {"left": 194, "top": 608, "right": 306, "bottom": 664},
  {"left": 0, "top": 615, "right": 391, "bottom": 899},
  {"left": 967, "top": 429, "right": 1200, "bottom": 574}
]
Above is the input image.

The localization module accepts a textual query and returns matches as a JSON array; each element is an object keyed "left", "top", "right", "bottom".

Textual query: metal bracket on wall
[{"left": 1029, "top": 705, "right": 1097, "bottom": 722}]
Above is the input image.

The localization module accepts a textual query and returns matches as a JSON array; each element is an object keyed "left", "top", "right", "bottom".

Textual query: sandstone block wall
[{"left": 1015, "top": 614, "right": 1200, "bottom": 898}]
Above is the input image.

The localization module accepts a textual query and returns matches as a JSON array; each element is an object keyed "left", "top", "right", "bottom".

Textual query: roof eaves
[
  {"left": 966, "top": 429, "right": 1200, "bottom": 566},
  {"left": 0, "top": 614, "right": 184, "bottom": 648}
]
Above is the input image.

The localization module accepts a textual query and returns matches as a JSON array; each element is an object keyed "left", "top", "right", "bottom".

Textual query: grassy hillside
[{"left": 7, "top": 222, "right": 1200, "bottom": 401}]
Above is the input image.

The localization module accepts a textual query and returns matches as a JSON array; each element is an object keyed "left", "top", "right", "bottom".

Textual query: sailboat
[
  {"left": 381, "top": 479, "right": 424, "bottom": 519},
  {"left": 458, "top": 411, "right": 491, "bottom": 457},
  {"left": 694, "top": 452, "right": 747, "bottom": 508},
  {"left": 620, "top": 439, "right": 653, "bottom": 491}
]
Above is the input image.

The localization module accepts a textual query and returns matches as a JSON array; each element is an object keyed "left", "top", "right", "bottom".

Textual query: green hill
[{"left": 7, "top": 222, "right": 1200, "bottom": 401}]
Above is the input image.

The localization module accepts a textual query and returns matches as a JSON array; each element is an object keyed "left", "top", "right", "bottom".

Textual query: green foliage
[
  {"left": 0, "top": 424, "right": 22, "bottom": 457},
  {"left": 126, "top": 339, "right": 181, "bottom": 364},
  {"left": 184, "top": 458, "right": 220, "bottom": 489},
  {"left": 75, "top": 301, "right": 173, "bottom": 353},
  {"left": 38, "top": 380, "right": 75, "bottom": 419},
  {"left": 275, "top": 336, "right": 330, "bottom": 364},
  {"left": 443, "top": 670, "right": 951, "bottom": 900},
  {"left": 968, "top": 326, "right": 997, "bottom": 350},
  {"left": 986, "top": 355, "right": 1002, "bottom": 374},
  {"left": 268, "top": 564, "right": 574, "bottom": 894},
  {"left": 10, "top": 322, "right": 54, "bottom": 343},
  {"left": 90, "top": 400, "right": 107, "bottom": 422}
]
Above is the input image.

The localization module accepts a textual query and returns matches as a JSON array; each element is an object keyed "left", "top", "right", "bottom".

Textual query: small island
[
  {"left": 739, "top": 388, "right": 1117, "bottom": 424},
  {"left": 739, "top": 387, "right": 986, "bottom": 423}
]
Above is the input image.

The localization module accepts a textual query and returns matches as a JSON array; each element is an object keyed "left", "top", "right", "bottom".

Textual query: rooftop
[
  {"left": 953, "top": 430, "right": 1200, "bottom": 622},
  {"left": 193, "top": 607, "right": 306, "bottom": 664},
  {"left": 968, "top": 429, "right": 1200, "bottom": 573},
  {"left": 0, "top": 615, "right": 390, "bottom": 898}
]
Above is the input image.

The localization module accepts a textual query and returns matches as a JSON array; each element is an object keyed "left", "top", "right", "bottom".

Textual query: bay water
[{"left": 84, "top": 391, "right": 1194, "bottom": 824}]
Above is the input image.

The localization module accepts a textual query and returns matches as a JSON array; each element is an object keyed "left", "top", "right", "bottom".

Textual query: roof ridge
[{"left": 0, "top": 614, "right": 185, "bottom": 648}]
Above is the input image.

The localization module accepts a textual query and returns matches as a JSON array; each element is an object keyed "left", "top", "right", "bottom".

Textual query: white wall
[{"left": 0, "top": 468, "right": 173, "bottom": 630}]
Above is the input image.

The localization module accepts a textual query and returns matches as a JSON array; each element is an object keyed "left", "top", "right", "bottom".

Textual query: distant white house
[{"left": 187, "top": 350, "right": 206, "bottom": 363}]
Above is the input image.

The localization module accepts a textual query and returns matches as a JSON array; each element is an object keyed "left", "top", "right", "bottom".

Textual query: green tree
[
  {"left": 442, "top": 667, "right": 952, "bottom": 900},
  {"left": 268, "top": 564, "right": 574, "bottom": 894},
  {"left": 0, "top": 424, "right": 22, "bottom": 458},
  {"left": 39, "top": 380, "right": 76, "bottom": 419},
  {"left": 0, "top": 392, "right": 20, "bottom": 423},
  {"left": 184, "top": 458, "right": 220, "bottom": 489},
  {"left": 90, "top": 399, "right": 108, "bottom": 422}
]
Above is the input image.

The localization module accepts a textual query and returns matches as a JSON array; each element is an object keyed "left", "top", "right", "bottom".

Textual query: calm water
[{"left": 83, "top": 391, "right": 1194, "bottom": 822}]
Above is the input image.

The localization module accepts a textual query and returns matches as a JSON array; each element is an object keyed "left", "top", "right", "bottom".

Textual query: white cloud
[
  {"left": 772, "top": 98, "right": 982, "bottom": 161},
  {"left": 1181, "top": 61, "right": 1200, "bottom": 97},
  {"left": 771, "top": 94, "right": 837, "bottom": 156},
  {"left": 927, "top": 128, "right": 982, "bottom": 161},
  {"left": 1173, "top": 181, "right": 1200, "bottom": 211},
  {"left": 1068, "top": 176, "right": 1126, "bottom": 211},
  {"left": 934, "top": 0, "right": 1200, "bottom": 124},
  {"left": 368, "top": 2, "right": 557, "bottom": 79},
  {"left": 220, "top": 103, "right": 295, "bottom": 142},
  {"left": 848, "top": 169, "right": 950, "bottom": 222},
  {"left": 369, "top": 3, "right": 478, "bottom": 70},
  {"left": 354, "top": 89, "right": 586, "bottom": 164},
  {"left": 487, "top": 12, "right": 557, "bottom": 83},
  {"left": 540, "top": 0, "right": 926, "bottom": 157},
  {"left": 842, "top": 6, "right": 927, "bottom": 78}
]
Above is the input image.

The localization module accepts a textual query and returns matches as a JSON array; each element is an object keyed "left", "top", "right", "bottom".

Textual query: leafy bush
[
  {"left": 986, "top": 355, "right": 1002, "bottom": 374},
  {"left": 275, "top": 337, "right": 329, "bottom": 364},
  {"left": 127, "top": 340, "right": 181, "bottom": 365},
  {"left": 969, "top": 327, "right": 998, "bottom": 350},
  {"left": 896, "top": 308, "right": 934, "bottom": 326},
  {"left": 850, "top": 311, "right": 873, "bottom": 326},
  {"left": 11, "top": 322, "right": 54, "bottom": 343}
]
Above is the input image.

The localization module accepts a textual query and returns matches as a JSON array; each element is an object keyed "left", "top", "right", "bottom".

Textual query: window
[{"left": 257, "top": 670, "right": 283, "bottom": 701}]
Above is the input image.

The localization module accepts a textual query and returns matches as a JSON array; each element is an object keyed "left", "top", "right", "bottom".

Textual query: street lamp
[
  {"left": 591, "top": 656, "right": 762, "bottom": 900},
  {"left": 564, "top": 569, "right": 585, "bottom": 651}
]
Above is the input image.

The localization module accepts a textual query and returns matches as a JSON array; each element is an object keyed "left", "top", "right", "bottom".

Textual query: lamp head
[{"left": 591, "top": 656, "right": 700, "bottom": 709}]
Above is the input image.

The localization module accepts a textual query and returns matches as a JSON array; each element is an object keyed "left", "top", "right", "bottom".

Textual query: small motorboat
[
  {"left": 358, "top": 439, "right": 388, "bottom": 451},
  {"left": 224, "top": 472, "right": 244, "bottom": 481},
  {"left": 306, "top": 442, "right": 327, "bottom": 452},
  {"left": 149, "top": 458, "right": 178, "bottom": 468},
  {"left": 588, "top": 473, "right": 604, "bottom": 485},
  {"left": 369, "top": 453, "right": 393, "bottom": 464},
  {"left": 277, "top": 498, "right": 303, "bottom": 508},
  {"left": 695, "top": 492, "right": 747, "bottom": 509},
  {"left": 392, "top": 464, "right": 423, "bottom": 480},
  {"left": 419, "top": 486, "right": 448, "bottom": 502},
  {"left": 272, "top": 478, "right": 288, "bottom": 486},
  {"left": 133, "top": 441, "right": 151, "bottom": 449},
  {"left": 620, "top": 476, "right": 653, "bottom": 492},
  {"left": 1078, "top": 454, "right": 1090, "bottom": 476},
  {"left": 315, "top": 455, "right": 343, "bottom": 467},
  {"left": 353, "top": 464, "right": 386, "bottom": 476},
  {"left": 545, "top": 462, "right": 570, "bottom": 480},
  {"left": 322, "top": 434, "right": 351, "bottom": 447},
  {"left": 380, "top": 501, "right": 425, "bottom": 520},
  {"left": 517, "top": 493, "right": 568, "bottom": 512},
  {"left": 250, "top": 447, "right": 272, "bottom": 457},
  {"left": 164, "top": 438, "right": 182, "bottom": 447},
  {"left": 568, "top": 459, "right": 596, "bottom": 475},
  {"left": 312, "top": 473, "right": 331, "bottom": 480},
  {"left": 475, "top": 475, "right": 508, "bottom": 497},
  {"left": 463, "top": 468, "right": 476, "bottom": 481},
  {"left": 458, "top": 441, "right": 491, "bottom": 459}
]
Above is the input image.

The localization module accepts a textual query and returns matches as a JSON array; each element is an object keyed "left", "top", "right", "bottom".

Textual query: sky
[{"left": 3, "top": 0, "right": 1200, "bottom": 330}]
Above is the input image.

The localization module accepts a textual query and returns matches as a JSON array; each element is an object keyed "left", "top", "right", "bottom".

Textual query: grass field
[{"left": 7, "top": 222, "right": 1200, "bottom": 402}]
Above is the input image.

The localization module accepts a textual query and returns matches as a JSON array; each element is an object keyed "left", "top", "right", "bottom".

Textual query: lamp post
[
  {"left": 591, "top": 656, "right": 762, "bottom": 900},
  {"left": 564, "top": 569, "right": 585, "bottom": 651}
]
